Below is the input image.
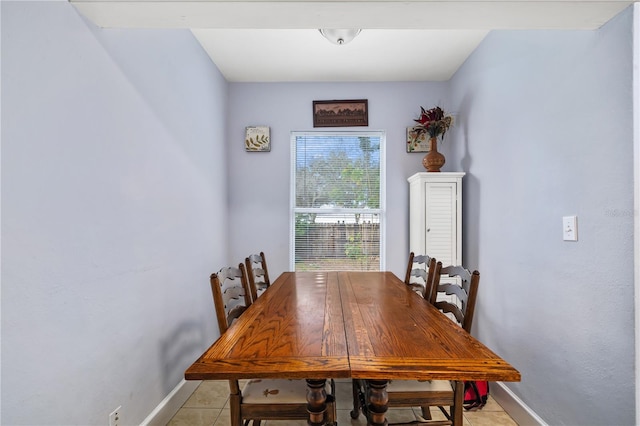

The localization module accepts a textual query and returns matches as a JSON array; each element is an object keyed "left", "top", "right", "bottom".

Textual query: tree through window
[{"left": 290, "top": 131, "right": 385, "bottom": 271}]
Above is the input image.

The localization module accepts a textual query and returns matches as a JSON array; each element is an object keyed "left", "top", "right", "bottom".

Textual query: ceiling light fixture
[{"left": 319, "top": 29, "right": 361, "bottom": 45}]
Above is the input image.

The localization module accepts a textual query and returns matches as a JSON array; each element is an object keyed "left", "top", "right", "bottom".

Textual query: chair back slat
[
  {"left": 409, "top": 268, "right": 428, "bottom": 282},
  {"left": 440, "top": 265, "right": 471, "bottom": 282},
  {"left": 226, "top": 305, "right": 248, "bottom": 328},
  {"left": 222, "top": 284, "right": 246, "bottom": 304},
  {"left": 433, "top": 300, "right": 465, "bottom": 326},
  {"left": 435, "top": 282, "right": 469, "bottom": 306}
]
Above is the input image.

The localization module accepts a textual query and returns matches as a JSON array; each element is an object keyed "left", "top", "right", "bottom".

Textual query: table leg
[
  {"left": 366, "top": 379, "right": 389, "bottom": 426},
  {"left": 306, "top": 378, "right": 328, "bottom": 426},
  {"left": 453, "top": 381, "right": 464, "bottom": 426}
]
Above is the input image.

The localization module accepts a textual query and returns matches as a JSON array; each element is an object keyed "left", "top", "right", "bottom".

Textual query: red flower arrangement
[{"left": 414, "top": 106, "right": 453, "bottom": 140}]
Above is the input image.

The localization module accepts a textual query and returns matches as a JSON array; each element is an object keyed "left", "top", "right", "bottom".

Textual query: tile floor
[{"left": 167, "top": 379, "right": 518, "bottom": 426}]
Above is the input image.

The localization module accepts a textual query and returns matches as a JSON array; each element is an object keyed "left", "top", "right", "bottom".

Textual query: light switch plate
[{"left": 563, "top": 216, "right": 578, "bottom": 241}]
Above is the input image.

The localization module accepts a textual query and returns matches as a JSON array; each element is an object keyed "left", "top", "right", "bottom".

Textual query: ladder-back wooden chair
[
  {"left": 210, "top": 264, "right": 336, "bottom": 426},
  {"left": 351, "top": 262, "right": 480, "bottom": 426},
  {"left": 245, "top": 251, "right": 271, "bottom": 302},
  {"left": 404, "top": 252, "right": 438, "bottom": 299},
  {"left": 430, "top": 264, "right": 480, "bottom": 333}
]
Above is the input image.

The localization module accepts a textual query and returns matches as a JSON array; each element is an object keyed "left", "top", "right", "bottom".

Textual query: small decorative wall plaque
[
  {"left": 406, "top": 126, "right": 429, "bottom": 152},
  {"left": 245, "top": 126, "right": 271, "bottom": 152}
]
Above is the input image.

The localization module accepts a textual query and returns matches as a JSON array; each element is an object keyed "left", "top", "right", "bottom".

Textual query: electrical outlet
[{"left": 109, "top": 406, "right": 121, "bottom": 426}]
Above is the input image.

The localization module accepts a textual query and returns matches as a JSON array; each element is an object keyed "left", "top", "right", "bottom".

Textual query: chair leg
[
  {"left": 229, "top": 393, "right": 242, "bottom": 426},
  {"left": 452, "top": 381, "right": 464, "bottom": 426},
  {"left": 420, "top": 406, "right": 433, "bottom": 420},
  {"left": 326, "top": 396, "right": 337, "bottom": 426},
  {"left": 350, "top": 379, "right": 362, "bottom": 419}
]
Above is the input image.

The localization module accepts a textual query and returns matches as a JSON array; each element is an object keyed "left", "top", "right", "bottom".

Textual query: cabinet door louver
[{"left": 424, "top": 183, "right": 456, "bottom": 267}]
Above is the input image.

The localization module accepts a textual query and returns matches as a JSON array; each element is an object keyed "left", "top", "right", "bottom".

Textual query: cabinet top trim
[{"left": 408, "top": 172, "right": 466, "bottom": 183}]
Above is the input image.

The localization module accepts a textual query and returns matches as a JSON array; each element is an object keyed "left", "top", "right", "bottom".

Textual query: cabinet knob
[{"left": 427, "top": 228, "right": 430, "bottom": 232}]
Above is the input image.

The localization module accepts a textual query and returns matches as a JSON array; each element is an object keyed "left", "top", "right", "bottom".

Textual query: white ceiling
[{"left": 71, "top": 0, "right": 633, "bottom": 82}]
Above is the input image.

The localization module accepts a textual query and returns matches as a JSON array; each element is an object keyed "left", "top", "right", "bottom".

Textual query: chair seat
[
  {"left": 386, "top": 379, "right": 453, "bottom": 393},
  {"left": 242, "top": 379, "right": 332, "bottom": 404}
]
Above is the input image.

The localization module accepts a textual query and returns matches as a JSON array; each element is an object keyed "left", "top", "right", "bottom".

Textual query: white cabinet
[{"left": 408, "top": 172, "right": 464, "bottom": 267}]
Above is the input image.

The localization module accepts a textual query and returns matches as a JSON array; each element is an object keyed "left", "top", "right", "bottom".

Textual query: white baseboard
[
  {"left": 140, "top": 379, "right": 201, "bottom": 426},
  {"left": 491, "top": 382, "right": 548, "bottom": 426}
]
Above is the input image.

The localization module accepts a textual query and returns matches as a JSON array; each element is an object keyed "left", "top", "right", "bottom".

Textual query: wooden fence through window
[{"left": 295, "top": 222, "right": 380, "bottom": 270}]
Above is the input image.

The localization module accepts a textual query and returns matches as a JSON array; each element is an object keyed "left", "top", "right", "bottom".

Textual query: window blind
[{"left": 291, "top": 132, "right": 384, "bottom": 271}]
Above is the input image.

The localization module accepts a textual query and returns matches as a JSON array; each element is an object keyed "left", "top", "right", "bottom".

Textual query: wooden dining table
[{"left": 185, "top": 271, "right": 521, "bottom": 426}]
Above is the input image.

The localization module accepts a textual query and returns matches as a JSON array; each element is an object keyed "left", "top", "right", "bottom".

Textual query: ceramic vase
[{"left": 422, "top": 137, "right": 445, "bottom": 172}]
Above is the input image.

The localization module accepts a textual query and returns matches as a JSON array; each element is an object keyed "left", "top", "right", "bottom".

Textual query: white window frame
[{"left": 289, "top": 130, "right": 386, "bottom": 271}]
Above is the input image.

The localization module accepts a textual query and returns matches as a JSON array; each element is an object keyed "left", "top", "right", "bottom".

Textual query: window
[{"left": 290, "top": 131, "right": 385, "bottom": 271}]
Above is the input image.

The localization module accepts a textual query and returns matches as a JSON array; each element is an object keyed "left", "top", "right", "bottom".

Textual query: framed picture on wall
[
  {"left": 406, "top": 126, "right": 430, "bottom": 152},
  {"left": 245, "top": 126, "right": 271, "bottom": 152},
  {"left": 313, "top": 99, "right": 368, "bottom": 127}
]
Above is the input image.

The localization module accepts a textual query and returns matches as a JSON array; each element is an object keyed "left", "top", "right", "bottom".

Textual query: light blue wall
[
  {"left": 448, "top": 6, "right": 635, "bottom": 425},
  {"left": 227, "top": 82, "right": 451, "bottom": 276},
  {"left": 1, "top": 2, "right": 229, "bottom": 424}
]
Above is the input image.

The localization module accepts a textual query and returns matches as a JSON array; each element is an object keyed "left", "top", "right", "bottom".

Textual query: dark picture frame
[{"left": 313, "top": 99, "right": 368, "bottom": 128}]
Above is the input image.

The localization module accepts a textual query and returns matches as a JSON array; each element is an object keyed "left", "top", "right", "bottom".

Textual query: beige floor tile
[
  {"left": 183, "top": 380, "right": 230, "bottom": 409},
  {"left": 464, "top": 410, "right": 518, "bottom": 426},
  {"left": 333, "top": 380, "right": 356, "bottom": 409},
  {"left": 480, "top": 395, "right": 504, "bottom": 412},
  {"left": 337, "top": 408, "right": 367, "bottom": 426},
  {"left": 214, "top": 409, "right": 231, "bottom": 426},
  {"left": 383, "top": 407, "right": 419, "bottom": 423},
  {"left": 168, "top": 407, "right": 220, "bottom": 426}
]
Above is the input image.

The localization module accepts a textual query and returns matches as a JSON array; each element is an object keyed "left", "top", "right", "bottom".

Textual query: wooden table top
[
  {"left": 185, "top": 271, "right": 351, "bottom": 380},
  {"left": 185, "top": 271, "right": 520, "bottom": 383},
  {"left": 339, "top": 271, "right": 520, "bottom": 382}
]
